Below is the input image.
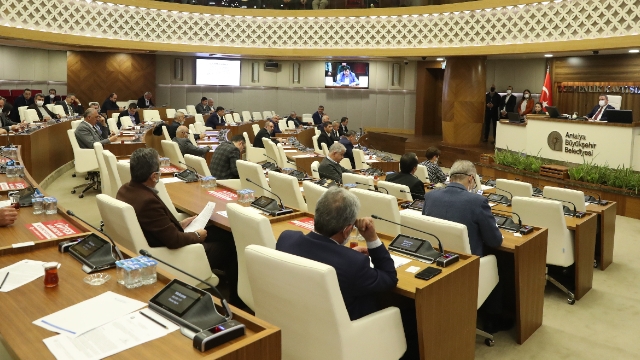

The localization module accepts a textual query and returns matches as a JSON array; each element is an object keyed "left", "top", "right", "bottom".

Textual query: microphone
[
  {"left": 487, "top": 187, "right": 513, "bottom": 206},
  {"left": 283, "top": 159, "right": 309, "bottom": 177},
  {"left": 67, "top": 210, "right": 124, "bottom": 260},
  {"left": 179, "top": 161, "right": 202, "bottom": 178},
  {"left": 376, "top": 186, "right": 389, "bottom": 194},
  {"left": 262, "top": 153, "right": 281, "bottom": 169},
  {"left": 245, "top": 178, "right": 293, "bottom": 216},
  {"left": 490, "top": 208, "right": 533, "bottom": 234},
  {"left": 371, "top": 214, "right": 459, "bottom": 268},
  {"left": 140, "top": 249, "right": 233, "bottom": 321},
  {"left": 399, "top": 189, "right": 425, "bottom": 199},
  {"left": 355, "top": 181, "right": 375, "bottom": 190},
  {"left": 583, "top": 191, "right": 607, "bottom": 205},
  {"left": 542, "top": 196, "right": 585, "bottom": 218},
  {"left": 494, "top": 187, "right": 514, "bottom": 199}
]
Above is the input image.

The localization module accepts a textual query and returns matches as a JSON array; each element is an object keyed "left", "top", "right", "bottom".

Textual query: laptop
[
  {"left": 545, "top": 106, "right": 568, "bottom": 119},
  {"left": 507, "top": 112, "right": 523, "bottom": 123},
  {"left": 606, "top": 110, "right": 633, "bottom": 124}
]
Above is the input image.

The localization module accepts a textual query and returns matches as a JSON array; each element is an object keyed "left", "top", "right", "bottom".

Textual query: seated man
[
  {"left": 117, "top": 148, "right": 240, "bottom": 304},
  {"left": 137, "top": 92, "right": 154, "bottom": 109},
  {"left": 11, "top": 89, "right": 33, "bottom": 122},
  {"left": 173, "top": 126, "right": 210, "bottom": 158},
  {"left": 101, "top": 93, "right": 123, "bottom": 115},
  {"left": 195, "top": 97, "right": 209, "bottom": 114},
  {"left": 330, "top": 121, "right": 340, "bottom": 141},
  {"left": 27, "top": 93, "right": 59, "bottom": 121},
  {"left": 318, "top": 142, "right": 352, "bottom": 183},
  {"left": 386, "top": 152, "right": 425, "bottom": 200},
  {"left": 209, "top": 134, "right": 245, "bottom": 180},
  {"left": 44, "top": 89, "right": 61, "bottom": 105},
  {"left": 253, "top": 121, "right": 279, "bottom": 148},
  {"left": 0, "top": 206, "right": 18, "bottom": 227},
  {"left": 338, "top": 117, "right": 349, "bottom": 136},
  {"left": 286, "top": 111, "right": 303, "bottom": 128},
  {"left": 419, "top": 147, "right": 447, "bottom": 184},
  {"left": 55, "top": 93, "right": 83, "bottom": 116},
  {"left": 316, "top": 121, "right": 334, "bottom": 150},
  {"left": 74, "top": 108, "right": 118, "bottom": 149},
  {"left": 586, "top": 94, "right": 615, "bottom": 121},
  {"left": 334, "top": 65, "right": 360, "bottom": 87},
  {"left": 88, "top": 101, "right": 109, "bottom": 138},
  {"left": 118, "top": 103, "right": 141, "bottom": 128},
  {"left": 268, "top": 115, "right": 282, "bottom": 134},
  {"left": 338, "top": 130, "right": 357, "bottom": 169},
  {"left": 312, "top": 105, "right": 325, "bottom": 126},
  {"left": 205, "top": 106, "right": 225, "bottom": 128},
  {"left": 277, "top": 186, "right": 397, "bottom": 320},
  {"left": 0, "top": 98, "right": 23, "bottom": 135},
  {"left": 153, "top": 110, "right": 187, "bottom": 140}
]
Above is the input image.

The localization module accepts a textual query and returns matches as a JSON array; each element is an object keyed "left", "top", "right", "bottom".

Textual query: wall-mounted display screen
[
  {"left": 196, "top": 59, "right": 241, "bottom": 86},
  {"left": 325, "top": 62, "right": 369, "bottom": 89}
]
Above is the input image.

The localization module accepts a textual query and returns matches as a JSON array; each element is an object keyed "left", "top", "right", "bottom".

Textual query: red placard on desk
[
  {"left": 160, "top": 166, "right": 181, "bottom": 174},
  {"left": 290, "top": 218, "right": 314, "bottom": 231},
  {"left": 25, "top": 219, "right": 81, "bottom": 240},
  {"left": 207, "top": 189, "right": 238, "bottom": 201},
  {"left": 0, "top": 180, "right": 28, "bottom": 190}
]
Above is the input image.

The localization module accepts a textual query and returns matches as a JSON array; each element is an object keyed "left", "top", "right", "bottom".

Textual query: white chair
[
  {"left": 495, "top": 179, "right": 532, "bottom": 199},
  {"left": 119, "top": 116, "right": 133, "bottom": 129},
  {"left": 188, "top": 132, "right": 198, "bottom": 146},
  {"left": 45, "top": 104, "right": 54, "bottom": 112},
  {"left": 177, "top": 109, "right": 188, "bottom": 116},
  {"left": 107, "top": 118, "right": 119, "bottom": 133},
  {"left": 377, "top": 180, "right": 412, "bottom": 201},
  {"left": 262, "top": 111, "right": 272, "bottom": 120},
  {"left": 165, "top": 108, "right": 176, "bottom": 119},
  {"left": 243, "top": 132, "right": 267, "bottom": 163},
  {"left": 242, "top": 111, "right": 252, "bottom": 122},
  {"left": 237, "top": 160, "right": 271, "bottom": 198},
  {"left": 161, "top": 140, "right": 186, "bottom": 169},
  {"left": 18, "top": 106, "right": 28, "bottom": 121},
  {"left": 276, "top": 144, "right": 295, "bottom": 169},
  {"left": 224, "top": 114, "right": 234, "bottom": 124},
  {"left": 415, "top": 164, "right": 429, "bottom": 183},
  {"left": 252, "top": 111, "right": 263, "bottom": 121},
  {"left": 116, "top": 161, "right": 131, "bottom": 185},
  {"left": 245, "top": 245, "right": 406, "bottom": 360},
  {"left": 310, "top": 160, "right": 320, "bottom": 180},
  {"left": 512, "top": 196, "right": 576, "bottom": 303},
  {"left": 70, "top": 120, "right": 83, "bottom": 130},
  {"left": 352, "top": 149, "right": 370, "bottom": 170},
  {"left": 143, "top": 109, "right": 161, "bottom": 122},
  {"left": 543, "top": 186, "right": 587, "bottom": 212},
  {"left": 280, "top": 120, "right": 291, "bottom": 130},
  {"left": 268, "top": 171, "right": 307, "bottom": 212},
  {"left": 312, "top": 135, "right": 323, "bottom": 155},
  {"left": 339, "top": 158, "right": 353, "bottom": 170},
  {"left": 302, "top": 181, "right": 326, "bottom": 215},
  {"left": 53, "top": 104, "right": 65, "bottom": 117},
  {"left": 93, "top": 143, "right": 111, "bottom": 198},
  {"left": 233, "top": 113, "right": 241, "bottom": 123},
  {"left": 111, "top": 112, "right": 120, "bottom": 121},
  {"left": 162, "top": 126, "right": 171, "bottom": 141},
  {"left": 474, "top": 174, "right": 483, "bottom": 193},
  {"left": 302, "top": 113, "right": 312, "bottom": 123},
  {"left": 155, "top": 180, "right": 190, "bottom": 221},
  {"left": 67, "top": 129, "right": 99, "bottom": 198},
  {"left": 227, "top": 204, "right": 277, "bottom": 311},
  {"left": 186, "top": 105, "right": 197, "bottom": 116},
  {"left": 252, "top": 123, "right": 260, "bottom": 136},
  {"left": 194, "top": 121, "right": 207, "bottom": 134},
  {"left": 342, "top": 172, "right": 374, "bottom": 190},
  {"left": 321, "top": 143, "right": 329, "bottom": 157},
  {"left": 314, "top": 128, "right": 321, "bottom": 136},
  {"left": 116, "top": 101, "right": 129, "bottom": 109},
  {"left": 184, "top": 154, "right": 212, "bottom": 177},
  {"left": 25, "top": 109, "right": 39, "bottom": 123},
  {"left": 608, "top": 95, "right": 622, "bottom": 110},
  {"left": 102, "top": 150, "right": 123, "bottom": 198},
  {"left": 263, "top": 138, "right": 285, "bottom": 168},
  {"left": 96, "top": 194, "right": 217, "bottom": 286},
  {"left": 194, "top": 113, "right": 205, "bottom": 123},
  {"left": 350, "top": 188, "right": 400, "bottom": 235},
  {"left": 189, "top": 123, "right": 200, "bottom": 136}
]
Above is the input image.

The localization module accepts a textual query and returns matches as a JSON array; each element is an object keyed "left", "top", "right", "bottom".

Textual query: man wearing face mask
[
  {"left": 0, "top": 98, "right": 23, "bottom": 135},
  {"left": 499, "top": 86, "right": 517, "bottom": 119},
  {"left": 586, "top": 94, "right": 615, "bottom": 121},
  {"left": 44, "top": 89, "right": 61, "bottom": 105},
  {"left": 11, "top": 89, "right": 34, "bottom": 122},
  {"left": 483, "top": 84, "right": 502, "bottom": 143},
  {"left": 27, "top": 93, "right": 60, "bottom": 121}
]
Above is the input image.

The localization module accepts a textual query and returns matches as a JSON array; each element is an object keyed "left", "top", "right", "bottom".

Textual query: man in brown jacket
[{"left": 117, "top": 148, "right": 241, "bottom": 304}]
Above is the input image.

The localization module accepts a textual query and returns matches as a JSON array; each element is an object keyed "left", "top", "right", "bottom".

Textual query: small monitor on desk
[
  {"left": 606, "top": 110, "right": 633, "bottom": 124},
  {"left": 546, "top": 106, "right": 567, "bottom": 119},
  {"left": 507, "top": 112, "right": 523, "bottom": 123}
]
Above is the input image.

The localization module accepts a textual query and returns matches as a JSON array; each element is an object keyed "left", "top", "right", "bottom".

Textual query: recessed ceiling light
[
  {"left": 436, "top": 57, "right": 444, "bottom": 61},
  {"left": 544, "top": 54, "right": 553, "bottom": 57},
  {"left": 629, "top": 49, "right": 639, "bottom": 53}
]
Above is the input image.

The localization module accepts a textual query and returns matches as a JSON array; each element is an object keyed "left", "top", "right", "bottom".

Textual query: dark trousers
[
  {"left": 483, "top": 111, "right": 499, "bottom": 140},
  {"left": 202, "top": 225, "right": 239, "bottom": 301}
]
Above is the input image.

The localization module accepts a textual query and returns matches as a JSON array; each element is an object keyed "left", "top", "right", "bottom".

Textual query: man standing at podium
[
  {"left": 483, "top": 84, "right": 501, "bottom": 143},
  {"left": 586, "top": 94, "right": 615, "bottom": 121}
]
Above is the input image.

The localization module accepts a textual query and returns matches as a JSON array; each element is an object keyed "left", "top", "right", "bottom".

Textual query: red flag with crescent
[{"left": 540, "top": 69, "right": 552, "bottom": 111}]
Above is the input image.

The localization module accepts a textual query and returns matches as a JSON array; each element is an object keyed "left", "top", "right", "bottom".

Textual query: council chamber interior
[{"left": 0, "top": 0, "right": 639, "bottom": 359}]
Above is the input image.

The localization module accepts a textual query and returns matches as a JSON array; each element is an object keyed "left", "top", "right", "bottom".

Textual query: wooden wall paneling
[{"left": 414, "top": 61, "right": 443, "bottom": 136}]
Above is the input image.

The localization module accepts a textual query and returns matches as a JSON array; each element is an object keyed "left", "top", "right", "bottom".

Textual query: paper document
[
  {"left": 292, "top": 154, "right": 314, "bottom": 158},
  {"left": 34, "top": 291, "right": 146, "bottom": 338},
  {"left": 184, "top": 202, "right": 216, "bottom": 232},
  {"left": 0, "top": 259, "right": 46, "bottom": 292},
  {"left": 283, "top": 150, "right": 297, "bottom": 152},
  {"left": 43, "top": 309, "right": 179, "bottom": 360},
  {"left": 160, "top": 177, "right": 184, "bottom": 184},
  {"left": 370, "top": 254, "right": 412, "bottom": 269},
  {"left": 481, "top": 185, "right": 493, "bottom": 191},
  {"left": 0, "top": 200, "right": 12, "bottom": 207}
]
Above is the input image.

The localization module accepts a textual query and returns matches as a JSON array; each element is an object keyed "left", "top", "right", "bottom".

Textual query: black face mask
[{"left": 490, "top": 87, "right": 495, "bottom": 92}]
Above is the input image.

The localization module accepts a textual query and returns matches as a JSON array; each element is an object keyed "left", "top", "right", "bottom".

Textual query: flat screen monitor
[
  {"left": 606, "top": 110, "right": 633, "bottom": 124},
  {"left": 196, "top": 59, "right": 241, "bottom": 86},
  {"left": 325, "top": 62, "right": 369, "bottom": 89}
]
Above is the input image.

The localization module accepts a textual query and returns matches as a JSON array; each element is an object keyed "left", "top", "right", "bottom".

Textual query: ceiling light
[
  {"left": 629, "top": 49, "right": 639, "bottom": 53},
  {"left": 436, "top": 57, "right": 444, "bottom": 61},
  {"left": 544, "top": 54, "right": 553, "bottom": 57}
]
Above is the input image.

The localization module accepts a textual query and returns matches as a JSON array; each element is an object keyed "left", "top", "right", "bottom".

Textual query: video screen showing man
[{"left": 325, "top": 62, "right": 369, "bottom": 88}]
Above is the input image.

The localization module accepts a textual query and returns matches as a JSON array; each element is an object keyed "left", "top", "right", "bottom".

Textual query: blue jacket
[
  {"left": 276, "top": 230, "right": 397, "bottom": 320},
  {"left": 339, "top": 137, "right": 355, "bottom": 169},
  {"left": 206, "top": 113, "right": 223, "bottom": 128},
  {"left": 422, "top": 182, "right": 502, "bottom": 256}
]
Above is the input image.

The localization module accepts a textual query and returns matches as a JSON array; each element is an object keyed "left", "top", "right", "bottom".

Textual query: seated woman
[
  {"left": 419, "top": 147, "right": 447, "bottom": 184},
  {"left": 531, "top": 102, "right": 545, "bottom": 114},
  {"left": 517, "top": 89, "right": 534, "bottom": 116}
]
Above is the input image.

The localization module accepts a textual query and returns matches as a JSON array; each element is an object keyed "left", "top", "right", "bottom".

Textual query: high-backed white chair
[
  {"left": 543, "top": 186, "right": 586, "bottom": 212},
  {"left": 93, "top": 143, "right": 112, "bottom": 197},
  {"left": 224, "top": 114, "right": 234, "bottom": 124},
  {"left": 161, "top": 140, "right": 186, "bottom": 169},
  {"left": 186, "top": 105, "right": 197, "bottom": 116},
  {"left": 310, "top": 160, "right": 320, "bottom": 180},
  {"left": 107, "top": 118, "right": 119, "bottom": 133},
  {"left": 227, "top": 204, "right": 277, "bottom": 311},
  {"left": 377, "top": 180, "right": 412, "bottom": 201},
  {"left": 252, "top": 123, "right": 260, "bottom": 136},
  {"left": 194, "top": 121, "right": 207, "bottom": 134},
  {"left": 276, "top": 144, "right": 295, "bottom": 169},
  {"left": 155, "top": 180, "right": 189, "bottom": 221},
  {"left": 302, "top": 181, "right": 326, "bottom": 215},
  {"left": 342, "top": 173, "right": 374, "bottom": 190},
  {"left": 339, "top": 158, "right": 353, "bottom": 170},
  {"left": 415, "top": 164, "right": 429, "bottom": 183},
  {"left": 103, "top": 151, "right": 122, "bottom": 195},
  {"left": 111, "top": 112, "right": 120, "bottom": 121},
  {"left": 243, "top": 132, "right": 267, "bottom": 163},
  {"left": 268, "top": 171, "right": 307, "bottom": 212},
  {"left": 237, "top": 160, "right": 271, "bottom": 198},
  {"left": 18, "top": 106, "right": 28, "bottom": 121},
  {"left": 24, "top": 109, "right": 39, "bottom": 123},
  {"left": 280, "top": 120, "right": 291, "bottom": 130},
  {"left": 143, "top": 109, "right": 160, "bottom": 122},
  {"left": 512, "top": 196, "right": 576, "bottom": 303},
  {"left": 194, "top": 113, "right": 204, "bottom": 123},
  {"left": 96, "top": 194, "right": 217, "bottom": 286},
  {"left": 352, "top": 149, "right": 370, "bottom": 170},
  {"left": 116, "top": 161, "right": 131, "bottom": 185},
  {"left": 184, "top": 154, "right": 211, "bottom": 177},
  {"left": 262, "top": 111, "right": 272, "bottom": 120},
  {"left": 302, "top": 113, "right": 312, "bottom": 123},
  {"left": 53, "top": 104, "right": 66, "bottom": 117},
  {"left": 188, "top": 132, "right": 198, "bottom": 146},
  {"left": 45, "top": 104, "right": 54, "bottom": 112},
  {"left": 312, "top": 135, "right": 323, "bottom": 155},
  {"left": 67, "top": 129, "right": 99, "bottom": 198},
  {"left": 70, "top": 119, "right": 83, "bottom": 129},
  {"left": 321, "top": 143, "right": 329, "bottom": 157},
  {"left": 165, "top": 108, "right": 176, "bottom": 119},
  {"left": 474, "top": 174, "right": 483, "bottom": 192},
  {"left": 608, "top": 95, "right": 622, "bottom": 110},
  {"left": 161, "top": 126, "right": 171, "bottom": 141},
  {"left": 233, "top": 113, "right": 241, "bottom": 123},
  {"left": 119, "top": 116, "right": 133, "bottom": 129},
  {"left": 263, "top": 138, "right": 283, "bottom": 168},
  {"left": 246, "top": 245, "right": 406, "bottom": 360},
  {"left": 314, "top": 128, "right": 321, "bottom": 136},
  {"left": 189, "top": 124, "right": 200, "bottom": 136},
  {"left": 350, "top": 188, "right": 400, "bottom": 235},
  {"left": 242, "top": 111, "right": 252, "bottom": 122},
  {"left": 495, "top": 179, "right": 532, "bottom": 199},
  {"left": 252, "top": 111, "right": 263, "bottom": 121}
]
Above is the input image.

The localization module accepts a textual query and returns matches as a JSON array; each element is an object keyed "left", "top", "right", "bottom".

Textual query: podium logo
[{"left": 547, "top": 131, "right": 563, "bottom": 151}]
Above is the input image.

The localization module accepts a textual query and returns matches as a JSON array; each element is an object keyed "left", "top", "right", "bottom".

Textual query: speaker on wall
[
  {"left": 252, "top": 62, "right": 259, "bottom": 83},
  {"left": 392, "top": 63, "right": 400, "bottom": 86},
  {"left": 293, "top": 63, "right": 300, "bottom": 84},
  {"left": 174, "top": 58, "right": 183, "bottom": 80}
]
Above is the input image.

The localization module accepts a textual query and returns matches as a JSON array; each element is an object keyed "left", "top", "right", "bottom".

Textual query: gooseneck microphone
[
  {"left": 399, "top": 189, "right": 425, "bottom": 199},
  {"left": 179, "top": 161, "right": 202, "bottom": 178},
  {"left": 542, "top": 196, "right": 583, "bottom": 217},
  {"left": 494, "top": 187, "right": 514, "bottom": 199},
  {"left": 355, "top": 181, "right": 375, "bottom": 191},
  {"left": 372, "top": 214, "right": 443, "bottom": 256},
  {"left": 140, "top": 249, "right": 233, "bottom": 321},
  {"left": 376, "top": 186, "right": 389, "bottom": 194},
  {"left": 262, "top": 153, "right": 281, "bottom": 169},
  {"left": 67, "top": 210, "right": 124, "bottom": 260},
  {"left": 490, "top": 208, "right": 522, "bottom": 227},
  {"left": 583, "top": 191, "right": 607, "bottom": 205},
  {"left": 245, "top": 178, "right": 285, "bottom": 210},
  {"left": 245, "top": 178, "right": 294, "bottom": 216}
]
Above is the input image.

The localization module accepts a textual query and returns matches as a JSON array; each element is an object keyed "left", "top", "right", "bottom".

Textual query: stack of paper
[
  {"left": 0, "top": 259, "right": 46, "bottom": 292},
  {"left": 184, "top": 202, "right": 216, "bottom": 232}
]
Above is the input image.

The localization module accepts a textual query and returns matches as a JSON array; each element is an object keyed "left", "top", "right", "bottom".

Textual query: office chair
[
  {"left": 268, "top": 171, "right": 307, "bottom": 212},
  {"left": 377, "top": 180, "right": 412, "bottom": 201},
  {"left": 67, "top": 129, "right": 100, "bottom": 198},
  {"left": 350, "top": 188, "right": 400, "bottom": 235}
]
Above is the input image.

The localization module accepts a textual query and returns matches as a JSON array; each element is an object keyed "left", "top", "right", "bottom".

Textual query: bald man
[{"left": 172, "top": 125, "right": 211, "bottom": 158}]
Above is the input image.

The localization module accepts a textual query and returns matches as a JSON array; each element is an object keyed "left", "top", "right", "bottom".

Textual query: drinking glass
[
  {"left": 43, "top": 262, "right": 60, "bottom": 287},
  {"left": 32, "top": 197, "right": 44, "bottom": 214},
  {"left": 44, "top": 197, "right": 58, "bottom": 215}
]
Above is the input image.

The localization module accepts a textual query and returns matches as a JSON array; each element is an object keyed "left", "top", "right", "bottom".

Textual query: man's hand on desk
[
  {"left": 108, "top": 134, "right": 118, "bottom": 142},
  {"left": 355, "top": 217, "right": 378, "bottom": 242},
  {"left": 0, "top": 206, "right": 18, "bottom": 226},
  {"left": 352, "top": 246, "right": 369, "bottom": 255}
]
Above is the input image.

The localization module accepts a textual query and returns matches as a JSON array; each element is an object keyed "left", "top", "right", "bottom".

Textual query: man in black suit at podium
[{"left": 499, "top": 86, "right": 517, "bottom": 119}]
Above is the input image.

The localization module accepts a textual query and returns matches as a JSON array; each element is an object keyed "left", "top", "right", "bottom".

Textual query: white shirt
[{"left": 520, "top": 99, "right": 529, "bottom": 113}]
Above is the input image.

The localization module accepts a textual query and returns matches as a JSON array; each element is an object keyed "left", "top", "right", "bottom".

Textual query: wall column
[{"left": 441, "top": 56, "right": 486, "bottom": 145}]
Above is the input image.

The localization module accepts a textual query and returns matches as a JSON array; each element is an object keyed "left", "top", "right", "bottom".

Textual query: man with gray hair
[
  {"left": 318, "top": 142, "right": 352, "bottom": 183},
  {"left": 586, "top": 93, "right": 614, "bottom": 121},
  {"left": 173, "top": 125, "right": 210, "bottom": 158},
  {"left": 56, "top": 93, "right": 84, "bottom": 116},
  {"left": 276, "top": 186, "right": 397, "bottom": 320},
  {"left": 74, "top": 108, "right": 118, "bottom": 149},
  {"left": 153, "top": 110, "right": 190, "bottom": 140},
  {"left": 137, "top": 91, "right": 154, "bottom": 109}
]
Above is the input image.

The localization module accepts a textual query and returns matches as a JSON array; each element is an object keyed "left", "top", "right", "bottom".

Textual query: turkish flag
[{"left": 540, "top": 70, "right": 552, "bottom": 111}]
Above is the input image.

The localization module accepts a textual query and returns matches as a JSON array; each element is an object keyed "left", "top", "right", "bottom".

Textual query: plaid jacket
[{"left": 208, "top": 142, "right": 240, "bottom": 180}]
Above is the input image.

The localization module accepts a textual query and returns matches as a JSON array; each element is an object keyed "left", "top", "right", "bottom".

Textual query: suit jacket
[
  {"left": 101, "top": 99, "right": 120, "bottom": 113},
  {"left": 118, "top": 110, "right": 141, "bottom": 127},
  {"left": 27, "top": 103, "right": 57, "bottom": 121},
  {"left": 312, "top": 111, "right": 324, "bottom": 125},
  {"left": 485, "top": 92, "right": 501, "bottom": 116},
  {"left": 173, "top": 137, "right": 209, "bottom": 158},
  {"left": 195, "top": 103, "right": 211, "bottom": 114},
  {"left": 316, "top": 131, "right": 334, "bottom": 151},
  {"left": 44, "top": 95, "right": 61, "bottom": 105},
  {"left": 55, "top": 100, "right": 83, "bottom": 116},
  {"left": 587, "top": 104, "right": 615, "bottom": 120},
  {"left": 11, "top": 95, "right": 34, "bottom": 121},
  {"left": 286, "top": 116, "right": 302, "bottom": 128},
  {"left": 276, "top": 230, "right": 397, "bottom": 321},
  {"left": 318, "top": 157, "right": 349, "bottom": 183},
  {"left": 117, "top": 181, "right": 200, "bottom": 249},
  {"left": 338, "top": 124, "right": 349, "bottom": 136},
  {"left": 385, "top": 172, "right": 425, "bottom": 200},
  {"left": 501, "top": 94, "right": 517, "bottom": 115},
  {"left": 422, "top": 182, "right": 502, "bottom": 256},
  {"left": 0, "top": 112, "right": 19, "bottom": 131},
  {"left": 517, "top": 98, "right": 534, "bottom": 116},
  {"left": 330, "top": 129, "right": 340, "bottom": 141},
  {"left": 205, "top": 113, "right": 223, "bottom": 128},
  {"left": 339, "top": 137, "right": 355, "bottom": 169},
  {"left": 153, "top": 121, "right": 180, "bottom": 140},
  {"left": 253, "top": 128, "right": 278, "bottom": 148},
  {"left": 74, "top": 120, "right": 111, "bottom": 149},
  {"left": 208, "top": 142, "right": 241, "bottom": 180},
  {"left": 137, "top": 96, "right": 154, "bottom": 109},
  {"left": 269, "top": 119, "right": 282, "bottom": 134}
]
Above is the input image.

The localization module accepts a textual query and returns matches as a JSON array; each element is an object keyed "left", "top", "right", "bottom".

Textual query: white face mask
[
  {"left": 599, "top": 100, "right": 606, "bottom": 107},
  {"left": 524, "top": 94, "right": 530, "bottom": 99},
  {"left": 36, "top": 101, "right": 44, "bottom": 106},
  {"left": 49, "top": 94, "right": 55, "bottom": 98},
  {"left": 506, "top": 90, "right": 512, "bottom": 95}
]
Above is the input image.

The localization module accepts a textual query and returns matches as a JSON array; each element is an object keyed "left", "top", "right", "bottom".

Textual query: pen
[
  {"left": 140, "top": 311, "right": 167, "bottom": 329},
  {"left": 0, "top": 272, "right": 9, "bottom": 290}
]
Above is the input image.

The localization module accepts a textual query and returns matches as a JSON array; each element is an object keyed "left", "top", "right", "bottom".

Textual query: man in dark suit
[
  {"left": 482, "top": 84, "right": 502, "bottom": 142},
  {"left": 338, "top": 117, "right": 349, "bottom": 136},
  {"left": 117, "top": 147, "right": 240, "bottom": 304},
  {"left": 253, "top": 121, "right": 279, "bottom": 148},
  {"left": 0, "top": 98, "right": 22, "bottom": 134},
  {"left": 311, "top": 105, "right": 325, "bottom": 125},
  {"left": 44, "top": 89, "right": 61, "bottom": 105},
  {"left": 499, "top": 86, "right": 517, "bottom": 119},
  {"left": 330, "top": 121, "right": 341, "bottom": 141},
  {"left": 586, "top": 94, "right": 616, "bottom": 121},
  {"left": 118, "top": 103, "right": 141, "bottom": 128},
  {"left": 74, "top": 108, "right": 118, "bottom": 149},
  {"left": 153, "top": 110, "right": 187, "bottom": 140},
  {"left": 195, "top": 97, "right": 210, "bottom": 114},
  {"left": 386, "top": 152, "right": 425, "bottom": 200},
  {"left": 101, "top": 93, "right": 123, "bottom": 115},
  {"left": 316, "top": 121, "right": 334, "bottom": 151},
  {"left": 205, "top": 106, "right": 225, "bottom": 129},
  {"left": 318, "top": 142, "right": 352, "bottom": 183},
  {"left": 173, "top": 126, "right": 210, "bottom": 158},
  {"left": 286, "top": 111, "right": 304, "bottom": 128},
  {"left": 137, "top": 92, "right": 154, "bottom": 109},
  {"left": 11, "top": 89, "right": 33, "bottom": 122},
  {"left": 338, "top": 130, "right": 357, "bottom": 169},
  {"left": 276, "top": 186, "right": 397, "bottom": 321},
  {"left": 209, "top": 135, "right": 245, "bottom": 180},
  {"left": 27, "top": 93, "right": 59, "bottom": 121},
  {"left": 55, "top": 93, "right": 83, "bottom": 116}
]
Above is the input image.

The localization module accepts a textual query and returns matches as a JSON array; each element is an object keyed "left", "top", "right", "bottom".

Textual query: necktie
[{"left": 593, "top": 106, "right": 604, "bottom": 120}]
